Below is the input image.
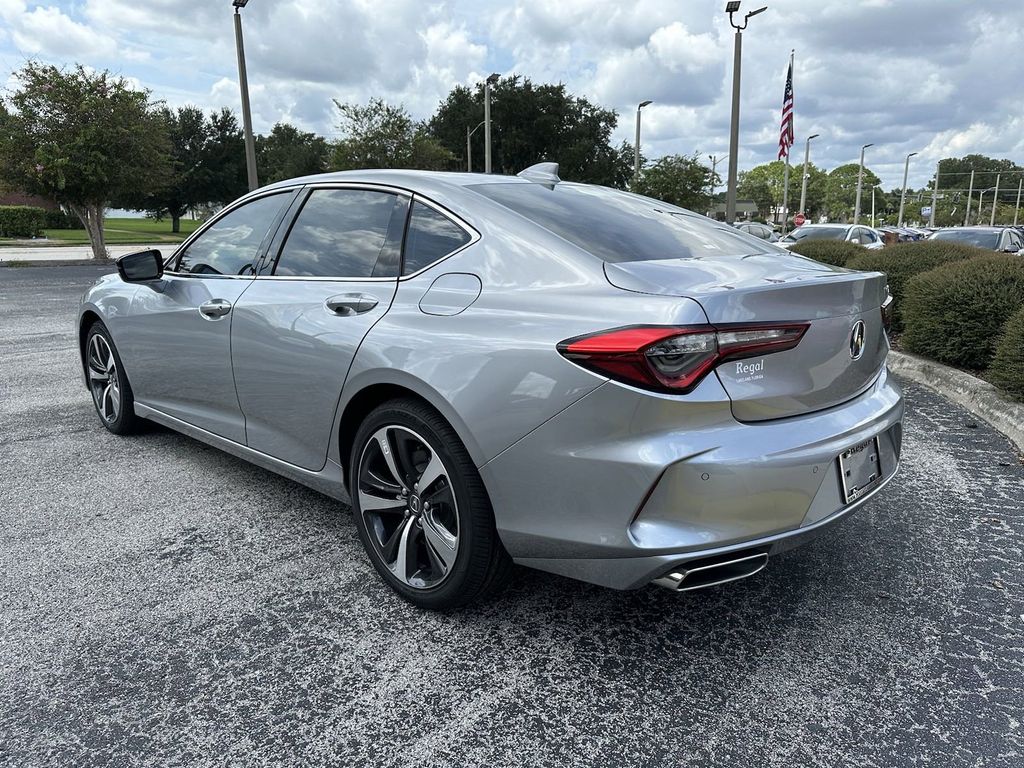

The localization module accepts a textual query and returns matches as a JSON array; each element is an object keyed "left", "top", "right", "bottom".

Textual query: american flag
[{"left": 778, "top": 55, "right": 794, "bottom": 161}]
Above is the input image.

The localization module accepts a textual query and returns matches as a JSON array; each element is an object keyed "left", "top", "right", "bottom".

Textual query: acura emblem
[{"left": 849, "top": 320, "right": 866, "bottom": 360}]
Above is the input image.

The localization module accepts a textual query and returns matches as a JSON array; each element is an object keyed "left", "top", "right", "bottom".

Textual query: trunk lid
[{"left": 604, "top": 253, "right": 888, "bottom": 421}]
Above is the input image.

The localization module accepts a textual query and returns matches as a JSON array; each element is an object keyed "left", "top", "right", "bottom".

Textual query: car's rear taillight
[
  {"left": 880, "top": 290, "right": 894, "bottom": 334},
  {"left": 558, "top": 323, "right": 809, "bottom": 393}
]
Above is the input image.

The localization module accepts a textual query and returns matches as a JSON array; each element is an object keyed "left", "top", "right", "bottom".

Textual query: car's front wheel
[
  {"left": 85, "top": 322, "right": 143, "bottom": 435},
  {"left": 349, "top": 398, "right": 512, "bottom": 610}
]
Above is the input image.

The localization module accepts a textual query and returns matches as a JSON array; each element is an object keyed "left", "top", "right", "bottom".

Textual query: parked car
[
  {"left": 927, "top": 226, "right": 1024, "bottom": 254},
  {"left": 779, "top": 223, "right": 885, "bottom": 250},
  {"left": 79, "top": 166, "right": 903, "bottom": 609},
  {"left": 733, "top": 221, "right": 779, "bottom": 242}
]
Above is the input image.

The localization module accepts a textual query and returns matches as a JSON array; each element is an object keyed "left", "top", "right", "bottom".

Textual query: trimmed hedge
[
  {"left": 44, "top": 208, "right": 76, "bottom": 229},
  {"left": 902, "top": 255, "right": 1024, "bottom": 370},
  {"left": 788, "top": 239, "right": 864, "bottom": 267},
  {"left": 847, "top": 241, "right": 988, "bottom": 333},
  {"left": 0, "top": 205, "right": 46, "bottom": 237},
  {"left": 989, "top": 307, "right": 1024, "bottom": 401}
]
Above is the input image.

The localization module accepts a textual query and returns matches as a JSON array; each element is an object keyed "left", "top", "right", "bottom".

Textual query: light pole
[
  {"left": 483, "top": 73, "right": 500, "bottom": 174},
  {"left": 709, "top": 153, "right": 729, "bottom": 216},
  {"left": 798, "top": 133, "right": 818, "bottom": 220},
  {"left": 1015, "top": 178, "right": 1022, "bottom": 226},
  {"left": 853, "top": 142, "right": 872, "bottom": 224},
  {"left": 724, "top": 2, "right": 768, "bottom": 224},
  {"left": 634, "top": 100, "right": 652, "bottom": 189},
  {"left": 964, "top": 169, "right": 974, "bottom": 226},
  {"left": 978, "top": 186, "right": 996, "bottom": 224},
  {"left": 897, "top": 151, "right": 917, "bottom": 227},
  {"left": 929, "top": 162, "right": 939, "bottom": 227},
  {"left": 990, "top": 172, "right": 1001, "bottom": 226},
  {"left": 466, "top": 121, "right": 484, "bottom": 172},
  {"left": 232, "top": 0, "right": 258, "bottom": 191}
]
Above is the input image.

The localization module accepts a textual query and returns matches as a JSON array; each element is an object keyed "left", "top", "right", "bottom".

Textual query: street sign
[
  {"left": 921, "top": 206, "right": 932, "bottom": 217},
  {"left": 793, "top": 212, "right": 806, "bottom": 226}
]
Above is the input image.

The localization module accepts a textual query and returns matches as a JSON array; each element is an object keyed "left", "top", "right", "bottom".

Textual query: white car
[{"left": 779, "top": 224, "right": 885, "bottom": 250}]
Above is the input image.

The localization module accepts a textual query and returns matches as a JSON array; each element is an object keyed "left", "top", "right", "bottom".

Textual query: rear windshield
[
  {"left": 468, "top": 182, "right": 774, "bottom": 262},
  {"left": 783, "top": 226, "right": 847, "bottom": 242},
  {"left": 930, "top": 229, "right": 999, "bottom": 249}
]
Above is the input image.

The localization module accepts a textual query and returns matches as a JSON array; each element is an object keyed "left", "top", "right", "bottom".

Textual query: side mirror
[{"left": 116, "top": 249, "right": 163, "bottom": 282}]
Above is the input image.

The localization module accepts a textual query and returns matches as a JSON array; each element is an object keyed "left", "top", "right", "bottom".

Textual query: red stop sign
[{"left": 793, "top": 212, "right": 806, "bottom": 226}]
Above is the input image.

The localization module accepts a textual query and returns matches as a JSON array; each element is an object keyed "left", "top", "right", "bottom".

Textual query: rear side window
[
  {"left": 403, "top": 201, "right": 472, "bottom": 275},
  {"left": 177, "top": 193, "right": 289, "bottom": 275},
  {"left": 470, "top": 182, "right": 772, "bottom": 262},
  {"left": 275, "top": 189, "right": 406, "bottom": 278}
]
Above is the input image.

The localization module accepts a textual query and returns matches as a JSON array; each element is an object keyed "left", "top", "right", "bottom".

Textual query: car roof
[{"left": 260, "top": 169, "right": 536, "bottom": 195}]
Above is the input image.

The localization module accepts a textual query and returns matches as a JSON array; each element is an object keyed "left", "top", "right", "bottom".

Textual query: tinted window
[
  {"left": 784, "top": 226, "right": 848, "bottom": 243},
  {"left": 275, "top": 189, "right": 405, "bottom": 278},
  {"left": 403, "top": 201, "right": 472, "bottom": 275},
  {"left": 930, "top": 229, "right": 1000, "bottom": 249},
  {"left": 177, "top": 193, "right": 288, "bottom": 275},
  {"left": 471, "top": 182, "right": 773, "bottom": 262}
]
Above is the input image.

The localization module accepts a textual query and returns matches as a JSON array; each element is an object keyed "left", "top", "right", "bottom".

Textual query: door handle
[
  {"left": 199, "top": 299, "right": 232, "bottom": 319},
  {"left": 325, "top": 293, "right": 380, "bottom": 316}
]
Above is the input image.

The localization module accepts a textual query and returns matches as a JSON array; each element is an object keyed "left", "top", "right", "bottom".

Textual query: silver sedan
[{"left": 79, "top": 165, "right": 903, "bottom": 609}]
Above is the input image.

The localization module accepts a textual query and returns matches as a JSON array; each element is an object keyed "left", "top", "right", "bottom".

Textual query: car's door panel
[
  {"left": 231, "top": 186, "right": 408, "bottom": 470},
  {"left": 120, "top": 191, "right": 294, "bottom": 443}
]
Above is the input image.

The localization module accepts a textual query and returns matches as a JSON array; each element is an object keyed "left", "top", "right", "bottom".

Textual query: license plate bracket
[{"left": 838, "top": 436, "right": 883, "bottom": 504}]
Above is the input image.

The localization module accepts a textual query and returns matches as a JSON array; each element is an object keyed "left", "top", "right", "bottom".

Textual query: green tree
[
  {"left": 635, "top": 154, "right": 716, "bottom": 211},
  {"left": 738, "top": 160, "right": 827, "bottom": 222},
  {"left": 330, "top": 99, "right": 454, "bottom": 171},
  {"left": 0, "top": 62, "right": 170, "bottom": 259},
  {"left": 138, "top": 106, "right": 211, "bottom": 233},
  {"left": 935, "top": 154, "right": 1020, "bottom": 194},
  {"left": 203, "top": 108, "right": 248, "bottom": 206},
  {"left": 257, "top": 122, "right": 329, "bottom": 184},
  {"left": 428, "top": 77, "right": 633, "bottom": 186},
  {"left": 824, "top": 163, "right": 883, "bottom": 222}
]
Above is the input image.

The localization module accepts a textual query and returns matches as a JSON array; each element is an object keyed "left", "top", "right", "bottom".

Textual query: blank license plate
[{"left": 838, "top": 436, "right": 883, "bottom": 503}]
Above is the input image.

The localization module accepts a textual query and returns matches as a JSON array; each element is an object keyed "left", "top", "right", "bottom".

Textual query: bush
[
  {"left": 0, "top": 205, "right": 46, "bottom": 237},
  {"left": 44, "top": 208, "right": 76, "bottom": 229},
  {"left": 989, "top": 307, "right": 1024, "bottom": 401},
  {"left": 902, "top": 255, "right": 1024, "bottom": 370},
  {"left": 788, "top": 239, "right": 864, "bottom": 267},
  {"left": 847, "top": 241, "right": 987, "bottom": 333}
]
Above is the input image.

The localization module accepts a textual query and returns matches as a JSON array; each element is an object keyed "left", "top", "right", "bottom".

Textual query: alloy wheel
[
  {"left": 357, "top": 425, "right": 459, "bottom": 589},
  {"left": 87, "top": 333, "right": 121, "bottom": 424}
]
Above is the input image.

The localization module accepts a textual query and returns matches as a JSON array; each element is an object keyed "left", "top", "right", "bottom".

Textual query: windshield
[
  {"left": 929, "top": 229, "right": 999, "bottom": 249},
  {"left": 468, "top": 182, "right": 775, "bottom": 262},
  {"left": 783, "top": 226, "right": 848, "bottom": 243}
]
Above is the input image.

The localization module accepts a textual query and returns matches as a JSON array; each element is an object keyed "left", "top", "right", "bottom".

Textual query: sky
[{"left": 0, "top": 0, "right": 1021, "bottom": 190}]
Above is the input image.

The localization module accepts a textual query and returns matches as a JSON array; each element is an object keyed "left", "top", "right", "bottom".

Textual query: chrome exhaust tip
[{"left": 652, "top": 551, "right": 769, "bottom": 592}]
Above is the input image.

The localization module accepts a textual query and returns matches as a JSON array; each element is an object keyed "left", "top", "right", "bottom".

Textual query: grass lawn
[{"left": 0, "top": 217, "right": 202, "bottom": 247}]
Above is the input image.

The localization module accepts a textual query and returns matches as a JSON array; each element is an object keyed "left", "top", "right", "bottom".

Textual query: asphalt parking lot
[{"left": 1, "top": 265, "right": 1022, "bottom": 767}]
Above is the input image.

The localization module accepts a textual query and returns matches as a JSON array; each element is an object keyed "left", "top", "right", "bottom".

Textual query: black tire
[
  {"left": 84, "top": 322, "right": 144, "bottom": 436},
  {"left": 349, "top": 398, "right": 513, "bottom": 611}
]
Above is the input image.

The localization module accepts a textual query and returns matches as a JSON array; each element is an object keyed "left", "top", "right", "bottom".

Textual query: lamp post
[
  {"left": 1015, "top": 178, "right": 1022, "bottom": 226},
  {"left": 466, "top": 121, "right": 484, "bottom": 172},
  {"left": 724, "top": 2, "right": 768, "bottom": 224},
  {"left": 897, "top": 151, "right": 917, "bottom": 227},
  {"left": 232, "top": 0, "right": 258, "bottom": 191},
  {"left": 978, "top": 186, "right": 996, "bottom": 224},
  {"left": 483, "top": 73, "right": 500, "bottom": 174},
  {"left": 798, "top": 133, "right": 818, "bottom": 220},
  {"left": 708, "top": 153, "right": 729, "bottom": 216},
  {"left": 634, "top": 100, "right": 652, "bottom": 189},
  {"left": 990, "top": 172, "right": 1001, "bottom": 226},
  {"left": 853, "top": 142, "right": 872, "bottom": 224},
  {"left": 964, "top": 169, "right": 974, "bottom": 227}
]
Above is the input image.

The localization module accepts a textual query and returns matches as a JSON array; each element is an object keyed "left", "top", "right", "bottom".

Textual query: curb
[
  {"left": 0, "top": 259, "right": 105, "bottom": 268},
  {"left": 887, "top": 350, "right": 1024, "bottom": 452}
]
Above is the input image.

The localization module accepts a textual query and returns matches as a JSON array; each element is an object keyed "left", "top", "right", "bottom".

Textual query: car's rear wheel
[
  {"left": 85, "top": 322, "right": 143, "bottom": 435},
  {"left": 349, "top": 398, "right": 512, "bottom": 610}
]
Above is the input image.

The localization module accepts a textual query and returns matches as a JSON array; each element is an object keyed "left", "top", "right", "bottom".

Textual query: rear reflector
[{"left": 558, "top": 322, "right": 809, "bottom": 393}]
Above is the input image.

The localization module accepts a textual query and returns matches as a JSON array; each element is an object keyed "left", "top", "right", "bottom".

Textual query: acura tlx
[{"left": 79, "top": 163, "right": 902, "bottom": 610}]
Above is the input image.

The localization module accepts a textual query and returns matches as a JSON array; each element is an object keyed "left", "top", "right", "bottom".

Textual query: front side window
[
  {"left": 274, "top": 189, "right": 406, "bottom": 278},
  {"left": 930, "top": 229, "right": 1000, "bottom": 249},
  {"left": 177, "top": 193, "right": 289, "bottom": 275},
  {"left": 403, "top": 201, "right": 472, "bottom": 275},
  {"left": 784, "top": 226, "right": 848, "bottom": 243}
]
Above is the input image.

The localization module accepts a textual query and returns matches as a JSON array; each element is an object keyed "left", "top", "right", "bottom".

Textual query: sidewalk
[{"left": 0, "top": 243, "right": 167, "bottom": 264}]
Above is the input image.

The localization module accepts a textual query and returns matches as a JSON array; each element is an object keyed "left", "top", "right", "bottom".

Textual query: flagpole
[{"left": 780, "top": 50, "right": 794, "bottom": 235}]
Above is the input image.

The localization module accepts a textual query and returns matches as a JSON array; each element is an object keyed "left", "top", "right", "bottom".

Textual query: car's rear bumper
[{"left": 479, "top": 366, "right": 903, "bottom": 589}]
